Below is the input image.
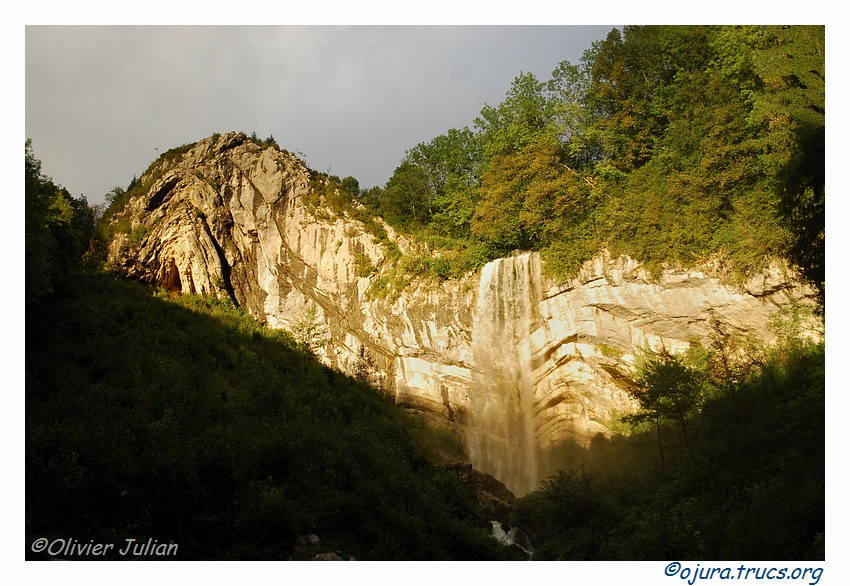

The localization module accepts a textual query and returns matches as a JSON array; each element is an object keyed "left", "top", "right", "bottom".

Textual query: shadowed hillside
[{"left": 25, "top": 271, "right": 517, "bottom": 560}]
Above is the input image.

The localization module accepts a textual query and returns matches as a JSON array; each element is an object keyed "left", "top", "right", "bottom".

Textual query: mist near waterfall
[{"left": 468, "top": 252, "right": 543, "bottom": 496}]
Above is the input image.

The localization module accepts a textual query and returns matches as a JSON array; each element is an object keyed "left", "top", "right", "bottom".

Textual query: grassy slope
[{"left": 25, "top": 270, "right": 511, "bottom": 560}]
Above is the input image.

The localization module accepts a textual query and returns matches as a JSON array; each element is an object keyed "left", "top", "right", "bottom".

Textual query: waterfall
[
  {"left": 491, "top": 520, "right": 534, "bottom": 556},
  {"left": 468, "top": 251, "right": 542, "bottom": 496}
]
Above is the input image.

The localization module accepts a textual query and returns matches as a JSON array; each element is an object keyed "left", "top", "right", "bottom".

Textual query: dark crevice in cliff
[
  {"left": 147, "top": 175, "right": 180, "bottom": 211},
  {"left": 199, "top": 216, "right": 238, "bottom": 305},
  {"left": 535, "top": 333, "right": 582, "bottom": 367},
  {"left": 599, "top": 364, "right": 638, "bottom": 391},
  {"left": 440, "top": 384, "right": 456, "bottom": 422}
]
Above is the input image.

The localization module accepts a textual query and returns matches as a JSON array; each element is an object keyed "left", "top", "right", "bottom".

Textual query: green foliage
[
  {"left": 93, "top": 144, "right": 192, "bottom": 260},
  {"left": 364, "top": 245, "right": 483, "bottom": 302},
  {"left": 749, "top": 26, "right": 825, "bottom": 299},
  {"left": 340, "top": 176, "right": 360, "bottom": 199},
  {"left": 290, "top": 302, "right": 330, "bottom": 352},
  {"left": 26, "top": 271, "right": 509, "bottom": 560},
  {"left": 353, "top": 252, "right": 376, "bottom": 277},
  {"left": 378, "top": 160, "right": 432, "bottom": 230},
  {"left": 625, "top": 350, "right": 705, "bottom": 463},
  {"left": 365, "top": 273, "right": 393, "bottom": 301},
  {"left": 364, "top": 256, "right": 418, "bottom": 302},
  {"left": 597, "top": 342, "right": 624, "bottom": 360},
  {"left": 360, "top": 25, "right": 823, "bottom": 292},
  {"left": 301, "top": 171, "right": 402, "bottom": 267},
  {"left": 475, "top": 71, "right": 560, "bottom": 161},
  {"left": 471, "top": 137, "right": 597, "bottom": 258},
  {"left": 25, "top": 140, "right": 96, "bottom": 305},
  {"left": 512, "top": 470, "right": 615, "bottom": 559},
  {"left": 246, "top": 131, "right": 280, "bottom": 150},
  {"left": 582, "top": 26, "right": 715, "bottom": 172},
  {"left": 405, "top": 126, "right": 482, "bottom": 239}
]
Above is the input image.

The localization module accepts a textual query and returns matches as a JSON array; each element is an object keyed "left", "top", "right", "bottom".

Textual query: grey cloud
[{"left": 26, "top": 25, "right": 614, "bottom": 204}]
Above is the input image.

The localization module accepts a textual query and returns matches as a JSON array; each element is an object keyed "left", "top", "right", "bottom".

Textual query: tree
[
  {"left": 625, "top": 350, "right": 704, "bottom": 467},
  {"left": 475, "top": 71, "right": 560, "bottom": 162},
  {"left": 380, "top": 160, "right": 432, "bottom": 230},
  {"left": 470, "top": 140, "right": 551, "bottom": 252},
  {"left": 26, "top": 140, "right": 95, "bottom": 305},
  {"left": 340, "top": 176, "right": 360, "bottom": 199},
  {"left": 548, "top": 57, "right": 605, "bottom": 170},
  {"left": 291, "top": 302, "right": 330, "bottom": 353},
  {"left": 581, "top": 26, "right": 713, "bottom": 172},
  {"left": 26, "top": 139, "right": 54, "bottom": 304},
  {"left": 470, "top": 137, "right": 594, "bottom": 259},
  {"left": 404, "top": 127, "right": 482, "bottom": 238}
]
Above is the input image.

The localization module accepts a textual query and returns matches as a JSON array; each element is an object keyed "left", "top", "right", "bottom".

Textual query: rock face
[{"left": 107, "top": 132, "right": 816, "bottom": 495}]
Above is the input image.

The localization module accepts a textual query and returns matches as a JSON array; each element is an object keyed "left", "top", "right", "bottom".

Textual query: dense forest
[
  {"left": 26, "top": 25, "right": 824, "bottom": 561},
  {"left": 309, "top": 26, "right": 824, "bottom": 303}
]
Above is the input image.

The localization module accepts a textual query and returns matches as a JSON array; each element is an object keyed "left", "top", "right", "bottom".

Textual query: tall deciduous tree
[
  {"left": 471, "top": 138, "right": 591, "bottom": 255},
  {"left": 405, "top": 127, "right": 482, "bottom": 239},
  {"left": 548, "top": 57, "right": 604, "bottom": 170},
  {"left": 583, "top": 26, "right": 713, "bottom": 172},
  {"left": 340, "top": 176, "right": 361, "bottom": 199},
  {"left": 380, "top": 160, "right": 432, "bottom": 230},
  {"left": 475, "top": 71, "right": 559, "bottom": 162},
  {"left": 625, "top": 351, "right": 704, "bottom": 467},
  {"left": 26, "top": 140, "right": 95, "bottom": 305}
]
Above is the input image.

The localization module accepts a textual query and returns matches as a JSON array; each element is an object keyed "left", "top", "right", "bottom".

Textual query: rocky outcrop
[
  {"left": 107, "top": 132, "right": 817, "bottom": 495},
  {"left": 530, "top": 252, "right": 813, "bottom": 445}
]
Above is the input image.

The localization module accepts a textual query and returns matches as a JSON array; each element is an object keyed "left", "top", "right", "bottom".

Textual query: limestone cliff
[{"left": 106, "top": 132, "right": 817, "bottom": 495}]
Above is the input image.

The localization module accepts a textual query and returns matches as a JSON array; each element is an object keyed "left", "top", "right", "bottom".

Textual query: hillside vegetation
[
  {"left": 338, "top": 26, "right": 824, "bottom": 298},
  {"left": 26, "top": 270, "right": 521, "bottom": 560}
]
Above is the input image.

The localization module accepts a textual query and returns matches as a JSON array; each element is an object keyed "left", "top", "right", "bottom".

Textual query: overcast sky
[{"left": 25, "top": 25, "right": 616, "bottom": 204}]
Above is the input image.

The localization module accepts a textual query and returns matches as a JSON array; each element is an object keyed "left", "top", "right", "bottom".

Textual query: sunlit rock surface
[{"left": 108, "top": 132, "right": 817, "bottom": 495}]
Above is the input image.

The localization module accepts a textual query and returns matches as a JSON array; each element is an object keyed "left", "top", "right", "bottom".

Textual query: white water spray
[
  {"left": 468, "top": 252, "right": 542, "bottom": 496},
  {"left": 491, "top": 520, "right": 534, "bottom": 556}
]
